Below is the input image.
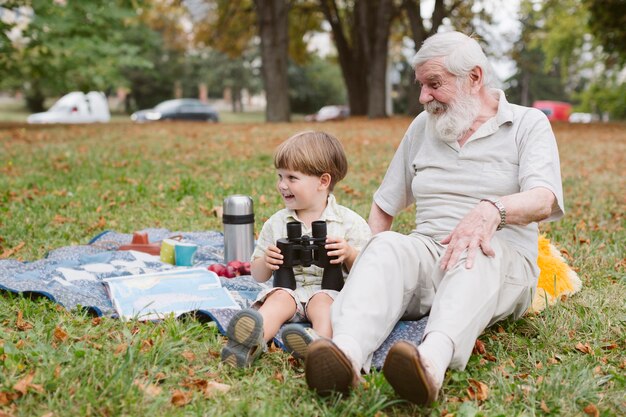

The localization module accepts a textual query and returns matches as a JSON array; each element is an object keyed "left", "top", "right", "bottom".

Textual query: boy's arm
[{"left": 250, "top": 256, "right": 273, "bottom": 282}]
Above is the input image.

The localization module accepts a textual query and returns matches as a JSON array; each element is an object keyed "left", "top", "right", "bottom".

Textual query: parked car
[
  {"left": 568, "top": 112, "right": 594, "bottom": 123},
  {"left": 131, "top": 99, "right": 219, "bottom": 123},
  {"left": 532, "top": 100, "right": 572, "bottom": 122},
  {"left": 305, "top": 105, "right": 350, "bottom": 122},
  {"left": 27, "top": 91, "right": 110, "bottom": 124}
]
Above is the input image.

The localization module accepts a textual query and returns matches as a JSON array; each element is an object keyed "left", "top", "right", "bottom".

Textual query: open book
[{"left": 103, "top": 268, "right": 240, "bottom": 321}]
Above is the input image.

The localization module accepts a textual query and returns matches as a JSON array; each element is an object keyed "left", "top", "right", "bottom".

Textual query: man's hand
[
  {"left": 263, "top": 244, "right": 283, "bottom": 271},
  {"left": 439, "top": 201, "right": 501, "bottom": 271}
]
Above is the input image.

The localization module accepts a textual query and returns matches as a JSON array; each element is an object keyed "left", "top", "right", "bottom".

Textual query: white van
[{"left": 27, "top": 91, "right": 110, "bottom": 124}]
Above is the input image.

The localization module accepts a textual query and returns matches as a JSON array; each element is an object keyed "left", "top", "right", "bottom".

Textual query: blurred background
[{"left": 0, "top": 0, "right": 624, "bottom": 123}]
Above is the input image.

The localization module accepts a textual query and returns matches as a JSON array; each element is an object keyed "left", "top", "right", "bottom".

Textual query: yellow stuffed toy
[{"left": 529, "top": 235, "right": 582, "bottom": 313}]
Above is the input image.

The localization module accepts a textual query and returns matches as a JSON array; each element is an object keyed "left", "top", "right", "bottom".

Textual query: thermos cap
[{"left": 223, "top": 195, "right": 253, "bottom": 216}]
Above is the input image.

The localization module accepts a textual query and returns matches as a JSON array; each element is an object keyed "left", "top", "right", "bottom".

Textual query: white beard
[{"left": 425, "top": 91, "right": 481, "bottom": 144}]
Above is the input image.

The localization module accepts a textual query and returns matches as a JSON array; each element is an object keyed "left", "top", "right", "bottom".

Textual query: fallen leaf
[
  {"left": 211, "top": 206, "right": 223, "bottom": 218},
  {"left": 274, "top": 371, "right": 284, "bottom": 383},
  {"left": 170, "top": 389, "right": 191, "bottom": 407},
  {"left": 473, "top": 339, "right": 486, "bottom": 355},
  {"left": 133, "top": 380, "right": 162, "bottom": 398},
  {"left": 16, "top": 311, "right": 32, "bottom": 331},
  {"left": 583, "top": 403, "right": 599, "bottom": 417},
  {"left": 466, "top": 379, "right": 489, "bottom": 401},
  {"left": 154, "top": 372, "right": 167, "bottom": 382},
  {"left": 91, "top": 317, "right": 102, "bottom": 326},
  {"left": 203, "top": 381, "right": 230, "bottom": 397},
  {"left": 53, "top": 326, "right": 68, "bottom": 342},
  {"left": 0, "top": 242, "right": 25, "bottom": 259},
  {"left": 13, "top": 371, "right": 35, "bottom": 395},
  {"left": 114, "top": 344, "right": 128, "bottom": 355},
  {"left": 575, "top": 342, "right": 593, "bottom": 355},
  {"left": 181, "top": 351, "right": 196, "bottom": 362},
  {"left": 0, "top": 391, "right": 19, "bottom": 405},
  {"left": 140, "top": 339, "right": 154, "bottom": 353},
  {"left": 540, "top": 400, "right": 550, "bottom": 413}
]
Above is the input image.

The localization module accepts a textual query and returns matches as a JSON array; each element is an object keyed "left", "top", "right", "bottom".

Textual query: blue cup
[{"left": 175, "top": 242, "right": 198, "bottom": 267}]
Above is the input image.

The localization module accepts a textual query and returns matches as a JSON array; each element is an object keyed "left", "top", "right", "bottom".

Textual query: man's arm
[
  {"left": 439, "top": 187, "right": 557, "bottom": 271},
  {"left": 368, "top": 202, "right": 394, "bottom": 235}
]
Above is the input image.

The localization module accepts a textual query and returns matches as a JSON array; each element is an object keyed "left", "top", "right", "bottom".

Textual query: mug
[
  {"left": 160, "top": 238, "right": 178, "bottom": 265},
  {"left": 175, "top": 242, "right": 198, "bottom": 267}
]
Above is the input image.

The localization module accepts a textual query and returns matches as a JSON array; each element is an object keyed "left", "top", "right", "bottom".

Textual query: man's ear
[
  {"left": 319, "top": 173, "right": 332, "bottom": 189},
  {"left": 469, "top": 66, "right": 483, "bottom": 92}
]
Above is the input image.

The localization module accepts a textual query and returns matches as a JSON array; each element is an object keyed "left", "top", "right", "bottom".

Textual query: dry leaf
[
  {"left": 273, "top": 371, "right": 284, "bottom": 383},
  {"left": 204, "top": 381, "right": 230, "bottom": 397},
  {"left": 575, "top": 342, "right": 593, "bottom": 355},
  {"left": 133, "top": 380, "right": 162, "bottom": 398},
  {"left": 540, "top": 400, "right": 550, "bottom": 413},
  {"left": 113, "top": 343, "right": 128, "bottom": 355},
  {"left": 154, "top": 372, "right": 167, "bottom": 382},
  {"left": 0, "top": 391, "right": 19, "bottom": 406},
  {"left": 466, "top": 379, "right": 489, "bottom": 401},
  {"left": 91, "top": 317, "right": 102, "bottom": 326},
  {"left": 140, "top": 339, "right": 154, "bottom": 353},
  {"left": 170, "top": 389, "right": 192, "bottom": 407},
  {"left": 211, "top": 206, "right": 224, "bottom": 218},
  {"left": 0, "top": 242, "right": 25, "bottom": 259},
  {"left": 583, "top": 403, "right": 599, "bottom": 417},
  {"left": 181, "top": 351, "right": 196, "bottom": 362},
  {"left": 13, "top": 371, "right": 35, "bottom": 395},
  {"left": 16, "top": 311, "right": 33, "bottom": 331},
  {"left": 473, "top": 339, "right": 486, "bottom": 355},
  {"left": 53, "top": 326, "right": 68, "bottom": 342}
]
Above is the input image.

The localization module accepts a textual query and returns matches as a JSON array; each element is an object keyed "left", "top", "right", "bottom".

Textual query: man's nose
[{"left": 419, "top": 86, "right": 432, "bottom": 104}]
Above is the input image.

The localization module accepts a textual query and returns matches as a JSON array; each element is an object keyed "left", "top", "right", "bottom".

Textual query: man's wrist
[{"left": 480, "top": 199, "right": 506, "bottom": 230}]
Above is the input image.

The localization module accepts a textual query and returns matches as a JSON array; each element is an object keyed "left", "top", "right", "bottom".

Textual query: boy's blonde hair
[{"left": 274, "top": 131, "right": 348, "bottom": 191}]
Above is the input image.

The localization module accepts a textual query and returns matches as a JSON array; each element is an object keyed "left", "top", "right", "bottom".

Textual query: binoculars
[{"left": 273, "top": 221, "right": 344, "bottom": 292}]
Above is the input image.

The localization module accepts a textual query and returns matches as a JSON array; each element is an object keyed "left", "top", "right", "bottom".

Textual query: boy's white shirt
[{"left": 251, "top": 194, "right": 371, "bottom": 300}]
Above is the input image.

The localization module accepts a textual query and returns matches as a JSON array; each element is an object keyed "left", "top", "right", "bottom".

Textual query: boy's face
[{"left": 276, "top": 168, "right": 328, "bottom": 212}]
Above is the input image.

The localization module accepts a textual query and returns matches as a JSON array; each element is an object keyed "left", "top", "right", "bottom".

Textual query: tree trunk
[
  {"left": 359, "top": 0, "right": 395, "bottom": 118},
  {"left": 24, "top": 82, "right": 46, "bottom": 113},
  {"left": 254, "top": 0, "right": 290, "bottom": 122},
  {"left": 318, "top": 0, "right": 368, "bottom": 116}
]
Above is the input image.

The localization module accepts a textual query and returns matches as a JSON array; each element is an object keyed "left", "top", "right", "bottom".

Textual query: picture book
[{"left": 103, "top": 268, "right": 240, "bottom": 321}]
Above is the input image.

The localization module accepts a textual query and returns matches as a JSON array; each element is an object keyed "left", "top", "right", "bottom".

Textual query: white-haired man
[{"left": 301, "top": 31, "right": 565, "bottom": 405}]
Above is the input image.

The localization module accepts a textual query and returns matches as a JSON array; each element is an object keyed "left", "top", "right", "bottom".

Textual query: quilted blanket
[{"left": 0, "top": 229, "right": 426, "bottom": 369}]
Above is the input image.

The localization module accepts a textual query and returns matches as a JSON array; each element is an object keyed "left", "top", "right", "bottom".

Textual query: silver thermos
[{"left": 223, "top": 195, "right": 255, "bottom": 263}]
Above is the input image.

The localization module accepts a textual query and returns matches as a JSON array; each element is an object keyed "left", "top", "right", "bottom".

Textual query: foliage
[
  {"left": 0, "top": 0, "right": 152, "bottom": 112},
  {"left": 584, "top": 0, "right": 626, "bottom": 65},
  {"left": 0, "top": 120, "right": 625, "bottom": 416},
  {"left": 288, "top": 56, "right": 346, "bottom": 114}
]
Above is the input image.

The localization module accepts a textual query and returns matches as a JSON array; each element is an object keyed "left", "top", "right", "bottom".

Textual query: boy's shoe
[
  {"left": 281, "top": 324, "right": 320, "bottom": 360},
  {"left": 221, "top": 308, "right": 266, "bottom": 368}
]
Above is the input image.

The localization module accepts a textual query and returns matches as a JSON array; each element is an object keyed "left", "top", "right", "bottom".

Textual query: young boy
[{"left": 221, "top": 131, "right": 371, "bottom": 367}]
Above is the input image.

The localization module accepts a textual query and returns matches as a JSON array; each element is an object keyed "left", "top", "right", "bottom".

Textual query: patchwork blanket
[{"left": 0, "top": 229, "right": 426, "bottom": 369}]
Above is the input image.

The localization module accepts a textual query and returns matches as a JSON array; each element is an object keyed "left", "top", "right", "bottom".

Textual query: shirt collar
[{"left": 285, "top": 194, "right": 342, "bottom": 224}]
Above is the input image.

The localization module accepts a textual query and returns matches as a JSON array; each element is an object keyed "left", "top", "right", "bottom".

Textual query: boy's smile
[{"left": 276, "top": 168, "right": 329, "bottom": 216}]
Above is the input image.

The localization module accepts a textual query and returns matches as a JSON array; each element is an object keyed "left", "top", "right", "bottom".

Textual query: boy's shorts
[{"left": 253, "top": 287, "right": 340, "bottom": 322}]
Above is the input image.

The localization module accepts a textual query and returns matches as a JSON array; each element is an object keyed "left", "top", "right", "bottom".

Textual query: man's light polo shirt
[{"left": 374, "top": 89, "right": 564, "bottom": 263}]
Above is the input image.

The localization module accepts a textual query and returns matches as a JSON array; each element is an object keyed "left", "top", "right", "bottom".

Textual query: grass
[{"left": 0, "top": 119, "right": 624, "bottom": 416}]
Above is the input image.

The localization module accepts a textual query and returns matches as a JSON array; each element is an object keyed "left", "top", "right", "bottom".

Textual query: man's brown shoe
[
  {"left": 305, "top": 339, "right": 358, "bottom": 396},
  {"left": 382, "top": 341, "right": 439, "bottom": 406}
]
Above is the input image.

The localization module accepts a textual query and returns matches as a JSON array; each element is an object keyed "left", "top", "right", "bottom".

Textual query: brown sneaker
[
  {"left": 305, "top": 339, "right": 359, "bottom": 396},
  {"left": 382, "top": 341, "right": 440, "bottom": 406}
]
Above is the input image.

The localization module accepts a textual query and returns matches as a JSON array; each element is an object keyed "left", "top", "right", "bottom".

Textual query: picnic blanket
[{"left": 0, "top": 229, "right": 426, "bottom": 369}]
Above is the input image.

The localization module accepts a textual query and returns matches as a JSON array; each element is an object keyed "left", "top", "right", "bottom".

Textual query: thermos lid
[{"left": 223, "top": 195, "right": 253, "bottom": 215}]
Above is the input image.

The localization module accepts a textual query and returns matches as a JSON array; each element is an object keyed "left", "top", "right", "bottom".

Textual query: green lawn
[{"left": 0, "top": 119, "right": 624, "bottom": 416}]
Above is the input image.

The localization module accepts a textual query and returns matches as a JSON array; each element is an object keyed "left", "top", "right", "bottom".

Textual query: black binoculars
[{"left": 273, "top": 221, "right": 344, "bottom": 292}]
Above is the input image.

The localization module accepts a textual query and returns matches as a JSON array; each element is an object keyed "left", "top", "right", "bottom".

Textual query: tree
[
  {"left": 254, "top": 0, "right": 291, "bottom": 122},
  {"left": 585, "top": 0, "right": 626, "bottom": 64},
  {"left": 0, "top": 0, "right": 151, "bottom": 112},
  {"left": 289, "top": 55, "right": 346, "bottom": 114}
]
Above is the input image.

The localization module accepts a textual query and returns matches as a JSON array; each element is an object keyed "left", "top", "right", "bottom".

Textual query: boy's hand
[
  {"left": 264, "top": 244, "right": 283, "bottom": 270},
  {"left": 325, "top": 236, "right": 356, "bottom": 265}
]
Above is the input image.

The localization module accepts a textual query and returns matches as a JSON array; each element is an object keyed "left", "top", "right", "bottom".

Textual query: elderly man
[{"left": 302, "top": 31, "right": 565, "bottom": 405}]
